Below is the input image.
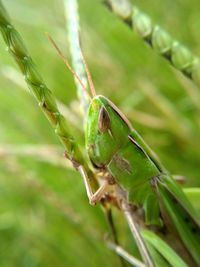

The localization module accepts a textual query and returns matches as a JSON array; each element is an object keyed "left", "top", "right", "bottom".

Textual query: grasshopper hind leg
[
  {"left": 107, "top": 240, "right": 145, "bottom": 267},
  {"left": 120, "top": 201, "right": 155, "bottom": 267}
]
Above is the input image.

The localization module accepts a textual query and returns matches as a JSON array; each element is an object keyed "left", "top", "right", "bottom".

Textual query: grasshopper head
[{"left": 86, "top": 95, "right": 131, "bottom": 169}]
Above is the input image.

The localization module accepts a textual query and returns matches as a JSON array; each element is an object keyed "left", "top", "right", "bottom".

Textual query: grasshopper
[
  {"left": 49, "top": 35, "right": 200, "bottom": 267},
  {"left": 84, "top": 93, "right": 200, "bottom": 267}
]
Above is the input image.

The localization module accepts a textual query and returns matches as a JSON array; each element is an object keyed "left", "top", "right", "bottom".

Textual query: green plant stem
[
  {"left": 64, "top": 0, "right": 90, "bottom": 117},
  {"left": 103, "top": 0, "right": 200, "bottom": 88},
  {"left": 0, "top": 1, "right": 96, "bottom": 187}
]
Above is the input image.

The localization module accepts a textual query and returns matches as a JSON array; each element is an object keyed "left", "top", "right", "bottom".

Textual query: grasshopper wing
[{"left": 155, "top": 176, "right": 200, "bottom": 266}]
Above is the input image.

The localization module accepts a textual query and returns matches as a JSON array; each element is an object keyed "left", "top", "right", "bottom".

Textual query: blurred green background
[{"left": 0, "top": 0, "right": 200, "bottom": 266}]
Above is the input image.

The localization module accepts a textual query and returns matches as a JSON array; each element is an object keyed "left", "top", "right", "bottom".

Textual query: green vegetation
[{"left": 0, "top": 0, "right": 200, "bottom": 266}]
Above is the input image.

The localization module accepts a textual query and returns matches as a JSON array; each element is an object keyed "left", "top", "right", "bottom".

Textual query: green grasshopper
[
  {"left": 49, "top": 36, "right": 200, "bottom": 267},
  {"left": 85, "top": 94, "right": 200, "bottom": 267}
]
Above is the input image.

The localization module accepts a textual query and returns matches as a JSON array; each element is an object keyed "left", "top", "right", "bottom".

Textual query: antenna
[
  {"left": 47, "top": 34, "right": 90, "bottom": 99},
  {"left": 80, "top": 47, "right": 96, "bottom": 97}
]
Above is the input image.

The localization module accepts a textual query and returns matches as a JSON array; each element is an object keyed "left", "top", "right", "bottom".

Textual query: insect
[
  {"left": 82, "top": 78, "right": 200, "bottom": 267},
  {"left": 85, "top": 92, "right": 200, "bottom": 266},
  {"left": 48, "top": 34, "right": 200, "bottom": 267}
]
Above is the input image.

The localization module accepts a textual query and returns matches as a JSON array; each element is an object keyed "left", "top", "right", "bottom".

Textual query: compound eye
[{"left": 98, "top": 106, "right": 110, "bottom": 133}]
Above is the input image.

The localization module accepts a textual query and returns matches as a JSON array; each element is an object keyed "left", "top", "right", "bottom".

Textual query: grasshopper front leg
[{"left": 78, "top": 165, "right": 111, "bottom": 205}]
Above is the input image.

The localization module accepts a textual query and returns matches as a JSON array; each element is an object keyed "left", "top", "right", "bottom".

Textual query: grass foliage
[{"left": 0, "top": 0, "right": 200, "bottom": 266}]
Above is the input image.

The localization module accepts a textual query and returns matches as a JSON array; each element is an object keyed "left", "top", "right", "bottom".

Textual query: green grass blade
[
  {"left": 142, "top": 230, "right": 188, "bottom": 267},
  {"left": 157, "top": 176, "right": 200, "bottom": 266},
  {"left": 184, "top": 188, "right": 200, "bottom": 211}
]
